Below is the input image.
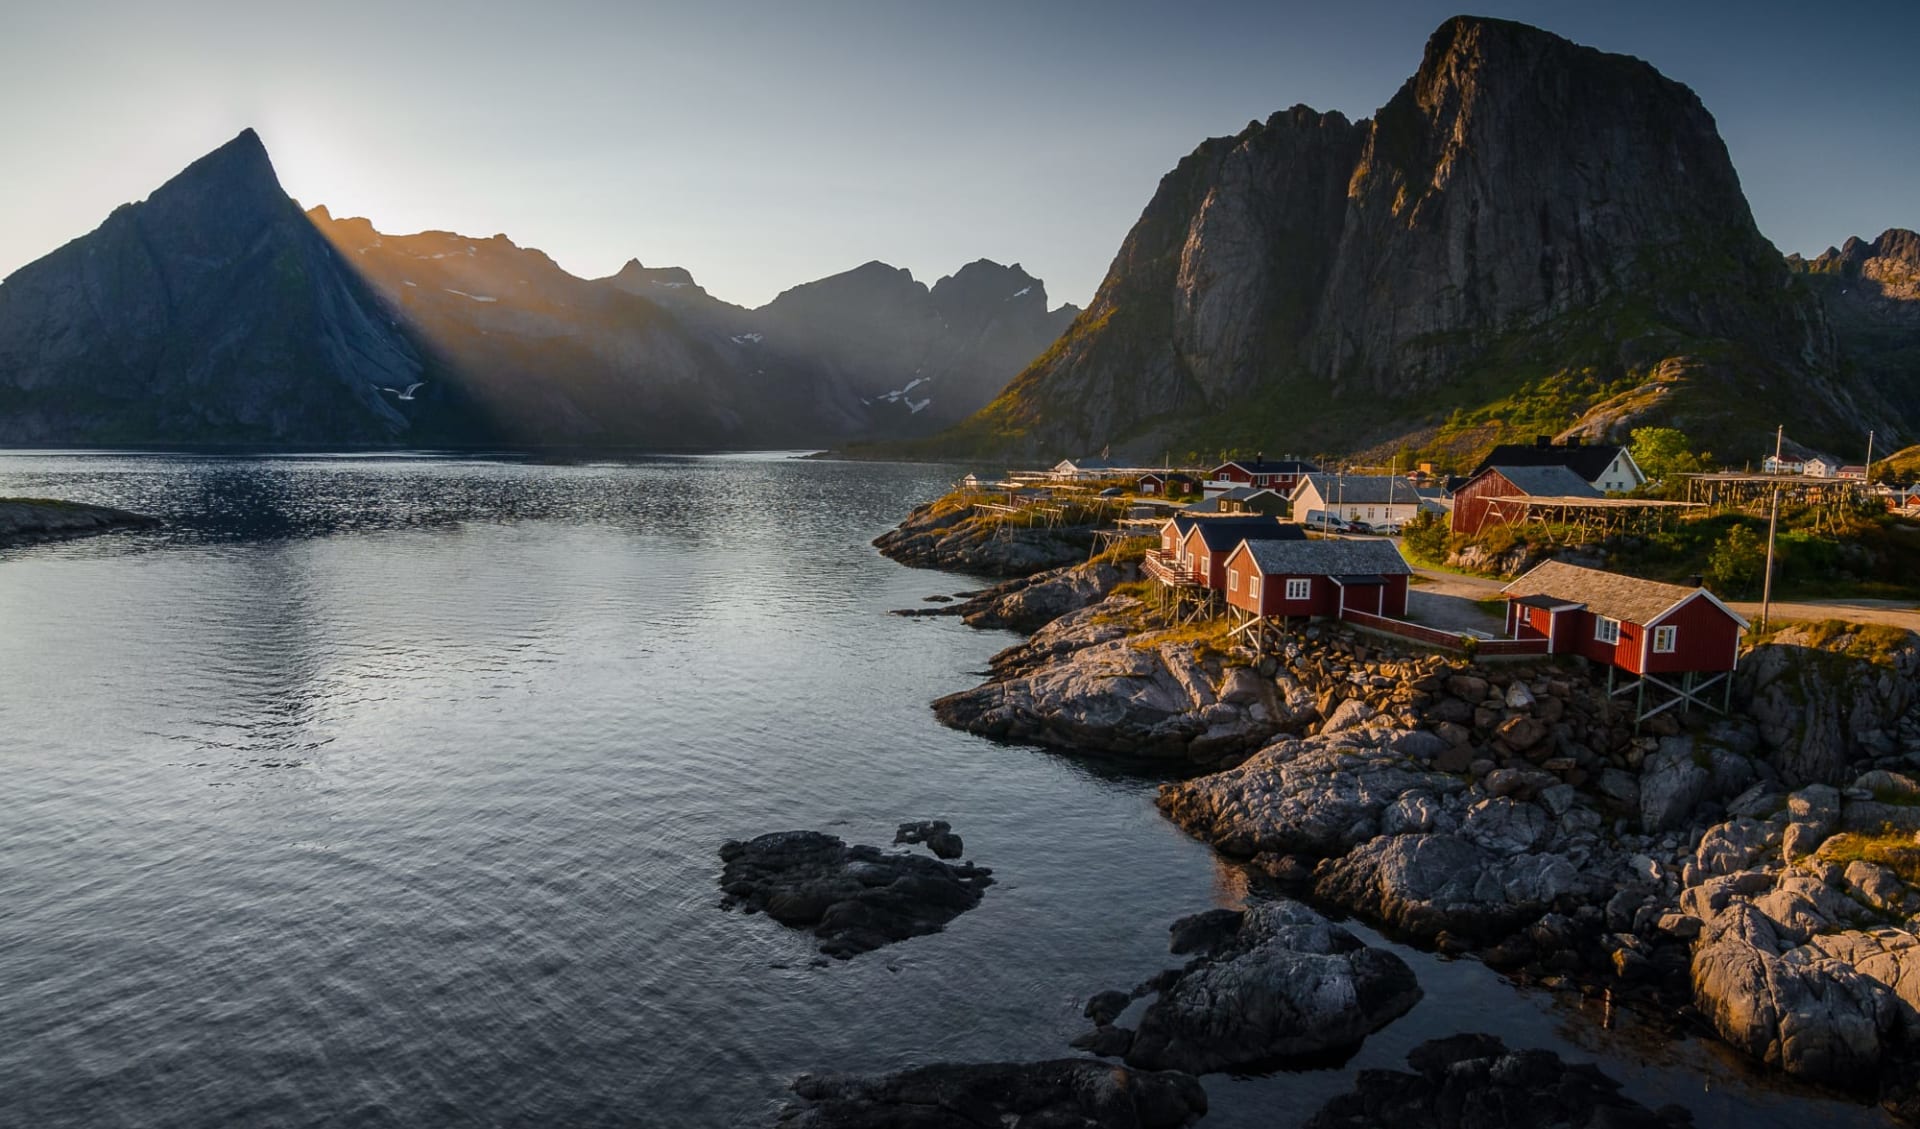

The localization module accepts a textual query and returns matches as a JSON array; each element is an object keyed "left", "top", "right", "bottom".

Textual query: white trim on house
[
  {"left": 1285, "top": 578, "right": 1311, "bottom": 601},
  {"left": 1595, "top": 617, "right": 1621, "bottom": 644},
  {"left": 1653, "top": 625, "right": 1678, "bottom": 653},
  {"left": 1645, "top": 588, "right": 1752, "bottom": 631}
]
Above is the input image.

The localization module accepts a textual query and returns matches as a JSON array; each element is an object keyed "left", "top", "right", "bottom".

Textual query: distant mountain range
[
  {"left": 915, "top": 15, "right": 1918, "bottom": 464},
  {"left": 0, "top": 130, "right": 1076, "bottom": 448}
]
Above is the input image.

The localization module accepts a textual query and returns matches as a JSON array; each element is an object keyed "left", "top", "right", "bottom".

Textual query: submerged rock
[
  {"left": 717, "top": 831, "right": 992, "bottom": 958},
  {"left": 1303, "top": 1033, "right": 1692, "bottom": 1128},
  {"left": 1090, "top": 901, "right": 1421, "bottom": 1074},
  {"left": 778, "top": 1059, "right": 1207, "bottom": 1128}
]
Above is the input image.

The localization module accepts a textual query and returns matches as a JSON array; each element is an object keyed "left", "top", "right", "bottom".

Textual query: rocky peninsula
[
  {"left": 0, "top": 498, "right": 158, "bottom": 550},
  {"left": 874, "top": 497, "right": 1920, "bottom": 1122}
]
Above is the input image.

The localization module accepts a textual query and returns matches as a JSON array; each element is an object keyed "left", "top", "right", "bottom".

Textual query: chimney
[
  {"left": 1567, "top": 436, "right": 1583, "bottom": 448},
  {"left": 1686, "top": 574, "right": 1704, "bottom": 588},
  {"left": 1535, "top": 435, "right": 1552, "bottom": 449}
]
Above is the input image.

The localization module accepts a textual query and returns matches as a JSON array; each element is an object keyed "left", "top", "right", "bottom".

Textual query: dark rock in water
[
  {"left": 778, "top": 1059, "right": 1206, "bottom": 1128},
  {"left": 0, "top": 499, "right": 160, "bottom": 549},
  {"left": 1302, "top": 1033, "right": 1691, "bottom": 1128},
  {"left": 1091, "top": 900, "right": 1421, "bottom": 1074},
  {"left": 894, "top": 820, "right": 964, "bottom": 860},
  {"left": 1085, "top": 989, "right": 1133, "bottom": 1026},
  {"left": 717, "top": 831, "right": 991, "bottom": 958},
  {"left": 921, "top": 594, "right": 954, "bottom": 603}
]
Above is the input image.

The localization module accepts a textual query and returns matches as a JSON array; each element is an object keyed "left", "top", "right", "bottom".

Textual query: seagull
[{"left": 379, "top": 382, "right": 427, "bottom": 401}]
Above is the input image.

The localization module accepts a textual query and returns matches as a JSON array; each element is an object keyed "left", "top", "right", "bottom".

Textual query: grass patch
[
  {"left": 1746, "top": 619, "right": 1916, "bottom": 668},
  {"left": 1817, "top": 829, "right": 1920, "bottom": 886}
]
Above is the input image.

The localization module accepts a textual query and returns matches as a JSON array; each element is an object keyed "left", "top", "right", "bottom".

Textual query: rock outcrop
[
  {"left": 777, "top": 1059, "right": 1206, "bottom": 1128},
  {"left": 1080, "top": 902, "right": 1421, "bottom": 1074},
  {"left": 1790, "top": 229, "right": 1920, "bottom": 429},
  {"left": 0, "top": 498, "right": 159, "bottom": 549},
  {"left": 936, "top": 15, "right": 1902, "bottom": 462},
  {"left": 1303, "top": 1034, "right": 1692, "bottom": 1129},
  {"left": 873, "top": 497, "right": 1097, "bottom": 578},
  {"left": 717, "top": 831, "right": 992, "bottom": 959},
  {"left": 1739, "top": 624, "right": 1920, "bottom": 786}
]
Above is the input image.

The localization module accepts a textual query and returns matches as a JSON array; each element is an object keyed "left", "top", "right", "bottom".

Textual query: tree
[
  {"left": 1400, "top": 510, "right": 1451, "bottom": 564},
  {"left": 1630, "top": 427, "right": 1711, "bottom": 482},
  {"left": 1706, "top": 524, "right": 1767, "bottom": 598}
]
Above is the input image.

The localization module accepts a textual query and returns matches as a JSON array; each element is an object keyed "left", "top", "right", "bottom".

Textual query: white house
[
  {"left": 1764, "top": 454, "right": 1807, "bottom": 475},
  {"left": 1804, "top": 456, "right": 1842, "bottom": 479},
  {"left": 1288, "top": 474, "right": 1427, "bottom": 530}
]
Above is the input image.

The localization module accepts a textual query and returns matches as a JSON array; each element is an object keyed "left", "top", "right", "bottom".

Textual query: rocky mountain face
[
  {"left": 1789, "top": 230, "right": 1920, "bottom": 428},
  {"left": 941, "top": 16, "right": 1910, "bottom": 462},
  {"left": 1, "top": 132, "right": 1075, "bottom": 449},
  {"left": 0, "top": 130, "right": 423, "bottom": 446}
]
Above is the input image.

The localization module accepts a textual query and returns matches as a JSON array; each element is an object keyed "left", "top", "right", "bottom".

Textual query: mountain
[
  {"left": 933, "top": 16, "right": 1910, "bottom": 464},
  {"left": 1, "top": 132, "right": 1077, "bottom": 449},
  {"left": 0, "top": 130, "right": 424, "bottom": 445},
  {"left": 1788, "top": 230, "right": 1920, "bottom": 429}
]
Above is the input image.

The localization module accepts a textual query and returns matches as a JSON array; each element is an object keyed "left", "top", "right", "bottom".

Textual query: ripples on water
[{"left": 0, "top": 452, "right": 1891, "bottom": 1127}]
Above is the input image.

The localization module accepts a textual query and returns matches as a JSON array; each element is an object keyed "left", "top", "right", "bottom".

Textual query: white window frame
[
  {"left": 1594, "top": 617, "right": 1620, "bottom": 644},
  {"left": 1285, "top": 578, "right": 1312, "bottom": 601},
  {"left": 1228, "top": 569, "right": 1239, "bottom": 593},
  {"left": 1249, "top": 576, "right": 1261, "bottom": 600},
  {"left": 1652, "top": 625, "right": 1677, "bottom": 653}
]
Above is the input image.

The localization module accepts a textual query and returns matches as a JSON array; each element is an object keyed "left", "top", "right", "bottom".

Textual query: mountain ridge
[{"left": 913, "top": 15, "right": 1914, "bottom": 465}]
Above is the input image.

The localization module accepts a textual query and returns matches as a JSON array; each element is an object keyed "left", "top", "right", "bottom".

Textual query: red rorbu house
[
  {"left": 1148, "top": 515, "right": 1302, "bottom": 588},
  {"left": 1450, "top": 465, "right": 1600, "bottom": 536},
  {"left": 1221, "top": 537, "right": 1412, "bottom": 620},
  {"left": 1208, "top": 457, "right": 1320, "bottom": 494},
  {"left": 1501, "top": 560, "right": 1749, "bottom": 721}
]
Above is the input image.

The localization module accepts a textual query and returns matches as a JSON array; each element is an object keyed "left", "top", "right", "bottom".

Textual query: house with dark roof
[
  {"left": 1472, "top": 437, "right": 1644, "bottom": 492},
  {"left": 1182, "top": 486, "right": 1289, "bottom": 517},
  {"left": 1222, "top": 537, "right": 1413, "bottom": 619},
  {"left": 1500, "top": 561, "right": 1748, "bottom": 680},
  {"left": 1138, "top": 471, "right": 1200, "bottom": 497},
  {"left": 1208, "top": 457, "right": 1319, "bottom": 494},
  {"left": 1176, "top": 518, "right": 1307, "bottom": 590},
  {"left": 1451, "top": 465, "right": 1603, "bottom": 535},
  {"left": 1288, "top": 474, "right": 1428, "bottom": 529}
]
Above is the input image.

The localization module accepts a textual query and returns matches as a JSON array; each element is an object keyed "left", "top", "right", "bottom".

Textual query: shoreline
[
  {"left": 874, "top": 492, "right": 1920, "bottom": 1125},
  {"left": 0, "top": 498, "right": 159, "bottom": 551}
]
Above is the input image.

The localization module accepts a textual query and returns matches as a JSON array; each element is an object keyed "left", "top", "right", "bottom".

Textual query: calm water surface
[{"left": 0, "top": 452, "right": 1890, "bottom": 1127}]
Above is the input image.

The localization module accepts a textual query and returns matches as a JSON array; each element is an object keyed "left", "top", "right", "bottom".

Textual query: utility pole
[
  {"left": 1866, "top": 430, "right": 1876, "bottom": 483},
  {"left": 1774, "top": 424, "right": 1784, "bottom": 471},
  {"left": 1760, "top": 486, "right": 1781, "bottom": 631}
]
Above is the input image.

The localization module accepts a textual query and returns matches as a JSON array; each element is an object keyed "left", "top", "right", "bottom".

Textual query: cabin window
[
  {"left": 1653, "top": 625, "right": 1677, "bottom": 653},
  {"left": 1249, "top": 576, "right": 1261, "bottom": 600},
  {"left": 1228, "top": 569, "right": 1239, "bottom": 593},
  {"left": 1595, "top": 617, "right": 1621, "bottom": 644},
  {"left": 1200, "top": 556, "right": 1210, "bottom": 575},
  {"left": 1286, "top": 578, "right": 1311, "bottom": 601}
]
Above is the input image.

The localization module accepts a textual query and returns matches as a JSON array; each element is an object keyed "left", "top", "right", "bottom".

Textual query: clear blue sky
[{"left": 3, "top": 0, "right": 1915, "bottom": 308}]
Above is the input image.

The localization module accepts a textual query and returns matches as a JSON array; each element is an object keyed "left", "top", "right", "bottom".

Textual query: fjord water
[{"left": 0, "top": 453, "right": 1886, "bottom": 1128}]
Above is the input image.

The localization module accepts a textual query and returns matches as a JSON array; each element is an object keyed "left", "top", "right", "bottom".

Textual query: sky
[{"left": 2, "top": 0, "right": 1916, "bottom": 309}]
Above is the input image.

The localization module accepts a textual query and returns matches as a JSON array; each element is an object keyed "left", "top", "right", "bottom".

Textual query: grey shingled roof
[
  {"left": 1192, "top": 520, "right": 1305, "bottom": 552},
  {"left": 1294, "top": 475, "right": 1427, "bottom": 505},
  {"left": 1502, "top": 560, "right": 1747, "bottom": 627},
  {"left": 1483, "top": 465, "right": 1603, "bottom": 498},
  {"left": 1239, "top": 538, "right": 1413, "bottom": 577},
  {"left": 1473, "top": 443, "right": 1627, "bottom": 483}
]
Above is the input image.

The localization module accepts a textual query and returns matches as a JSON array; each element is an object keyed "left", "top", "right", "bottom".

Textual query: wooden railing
[
  {"left": 1337, "top": 608, "right": 1550, "bottom": 657},
  {"left": 1143, "top": 550, "right": 1200, "bottom": 588}
]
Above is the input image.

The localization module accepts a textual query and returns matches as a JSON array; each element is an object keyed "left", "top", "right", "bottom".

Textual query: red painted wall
[
  {"left": 1644, "top": 594, "right": 1743, "bottom": 675},
  {"left": 1451, "top": 469, "right": 1519, "bottom": 536}
]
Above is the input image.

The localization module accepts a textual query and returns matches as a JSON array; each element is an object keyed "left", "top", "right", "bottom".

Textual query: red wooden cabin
[
  {"left": 1500, "top": 561, "right": 1748, "bottom": 678},
  {"left": 1221, "top": 538, "right": 1412, "bottom": 619},
  {"left": 1139, "top": 472, "right": 1199, "bottom": 497},
  {"left": 1179, "top": 519, "right": 1306, "bottom": 590},
  {"left": 1451, "top": 465, "right": 1600, "bottom": 536}
]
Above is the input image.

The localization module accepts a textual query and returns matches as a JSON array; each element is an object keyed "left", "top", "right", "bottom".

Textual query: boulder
[
  {"left": 1302, "top": 1033, "right": 1689, "bottom": 1129},
  {"left": 1111, "top": 902, "right": 1422, "bottom": 1074},
  {"left": 1783, "top": 784, "right": 1841, "bottom": 862},
  {"left": 779, "top": 1059, "right": 1207, "bottom": 1128},
  {"left": 1312, "top": 832, "right": 1582, "bottom": 943},
  {"left": 718, "top": 831, "right": 992, "bottom": 958},
  {"left": 1639, "top": 740, "right": 1709, "bottom": 833}
]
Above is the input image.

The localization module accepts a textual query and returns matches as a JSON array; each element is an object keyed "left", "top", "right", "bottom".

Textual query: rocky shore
[
  {"left": 0, "top": 498, "right": 159, "bottom": 550},
  {"left": 873, "top": 495, "right": 1099, "bottom": 577},
  {"left": 868, "top": 497, "right": 1920, "bottom": 1121}
]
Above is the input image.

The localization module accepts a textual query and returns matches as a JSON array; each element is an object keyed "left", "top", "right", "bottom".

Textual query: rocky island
[
  {"left": 874, "top": 489, "right": 1920, "bottom": 1122},
  {"left": 0, "top": 498, "right": 159, "bottom": 550}
]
